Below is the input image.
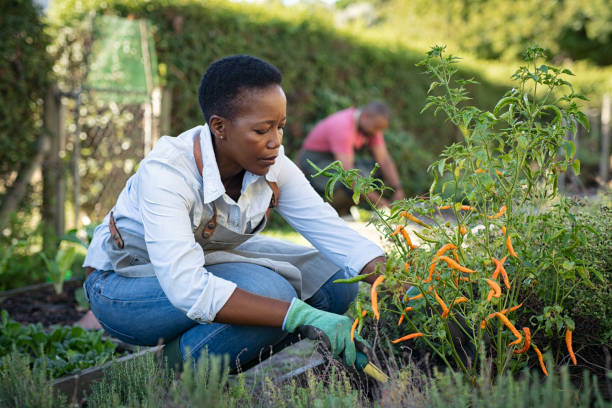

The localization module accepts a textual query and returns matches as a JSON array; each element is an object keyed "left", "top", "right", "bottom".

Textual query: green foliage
[
  {"left": 47, "top": 0, "right": 510, "bottom": 197},
  {"left": 0, "top": 0, "right": 53, "bottom": 200},
  {"left": 423, "top": 366, "right": 606, "bottom": 408},
  {"left": 0, "top": 212, "right": 48, "bottom": 291},
  {"left": 0, "top": 311, "right": 119, "bottom": 379},
  {"left": 0, "top": 350, "right": 68, "bottom": 408},
  {"left": 40, "top": 246, "right": 76, "bottom": 294},
  {"left": 522, "top": 196, "right": 612, "bottom": 347},
  {"left": 326, "top": 46, "right": 595, "bottom": 379},
  {"left": 340, "top": 0, "right": 612, "bottom": 67},
  {"left": 88, "top": 350, "right": 362, "bottom": 407}
]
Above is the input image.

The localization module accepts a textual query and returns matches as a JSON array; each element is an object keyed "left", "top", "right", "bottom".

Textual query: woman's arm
[{"left": 214, "top": 288, "right": 290, "bottom": 326}]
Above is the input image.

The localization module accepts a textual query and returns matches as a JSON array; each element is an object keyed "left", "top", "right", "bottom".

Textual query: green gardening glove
[{"left": 284, "top": 298, "right": 364, "bottom": 366}]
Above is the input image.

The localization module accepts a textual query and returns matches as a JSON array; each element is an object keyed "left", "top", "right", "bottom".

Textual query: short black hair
[{"left": 198, "top": 55, "right": 283, "bottom": 124}]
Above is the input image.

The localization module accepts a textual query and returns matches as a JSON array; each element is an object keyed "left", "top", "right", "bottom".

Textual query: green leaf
[
  {"left": 352, "top": 189, "right": 360, "bottom": 205},
  {"left": 576, "top": 111, "right": 590, "bottom": 131},
  {"left": 561, "top": 140, "right": 576, "bottom": 159},
  {"left": 571, "top": 159, "right": 580, "bottom": 175}
]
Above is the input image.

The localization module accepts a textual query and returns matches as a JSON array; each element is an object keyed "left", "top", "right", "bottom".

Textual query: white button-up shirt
[{"left": 84, "top": 125, "right": 384, "bottom": 323}]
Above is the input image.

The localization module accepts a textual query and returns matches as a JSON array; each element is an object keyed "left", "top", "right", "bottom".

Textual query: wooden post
[
  {"left": 600, "top": 93, "right": 610, "bottom": 185},
  {"left": 72, "top": 91, "right": 81, "bottom": 231},
  {"left": 42, "top": 85, "right": 66, "bottom": 253},
  {"left": 160, "top": 87, "right": 172, "bottom": 137}
]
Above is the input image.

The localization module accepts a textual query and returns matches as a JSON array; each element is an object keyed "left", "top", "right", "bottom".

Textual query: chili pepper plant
[{"left": 311, "top": 46, "right": 592, "bottom": 381}]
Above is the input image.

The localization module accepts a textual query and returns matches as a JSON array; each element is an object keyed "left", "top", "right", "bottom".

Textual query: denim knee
[
  {"left": 205, "top": 263, "right": 298, "bottom": 302},
  {"left": 306, "top": 268, "right": 358, "bottom": 314}
]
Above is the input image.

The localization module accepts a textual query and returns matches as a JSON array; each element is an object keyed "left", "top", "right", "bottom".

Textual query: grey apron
[{"left": 103, "top": 132, "right": 339, "bottom": 299}]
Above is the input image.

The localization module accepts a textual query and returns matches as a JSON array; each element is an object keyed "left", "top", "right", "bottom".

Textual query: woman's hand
[{"left": 360, "top": 256, "right": 412, "bottom": 299}]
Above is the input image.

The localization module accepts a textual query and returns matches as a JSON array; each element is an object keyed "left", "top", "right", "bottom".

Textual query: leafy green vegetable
[{"left": 0, "top": 310, "right": 121, "bottom": 379}]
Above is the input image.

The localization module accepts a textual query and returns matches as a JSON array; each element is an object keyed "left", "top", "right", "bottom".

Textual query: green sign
[{"left": 86, "top": 15, "right": 158, "bottom": 104}]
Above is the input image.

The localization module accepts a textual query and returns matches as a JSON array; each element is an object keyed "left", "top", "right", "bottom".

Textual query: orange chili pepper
[
  {"left": 501, "top": 225, "right": 506, "bottom": 235},
  {"left": 506, "top": 234, "right": 518, "bottom": 258},
  {"left": 437, "top": 256, "right": 476, "bottom": 273},
  {"left": 453, "top": 297, "right": 468, "bottom": 305},
  {"left": 514, "top": 327, "right": 531, "bottom": 354},
  {"left": 451, "top": 249, "right": 460, "bottom": 261},
  {"left": 475, "top": 168, "right": 485, "bottom": 174},
  {"left": 491, "top": 256, "right": 508, "bottom": 280},
  {"left": 424, "top": 261, "right": 437, "bottom": 283},
  {"left": 460, "top": 205, "right": 476, "bottom": 211},
  {"left": 500, "top": 268, "right": 510, "bottom": 289},
  {"left": 391, "top": 226, "right": 403, "bottom": 236},
  {"left": 391, "top": 226, "right": 418, "bottom": 250},
  {"left": 439, "top": 205, "right": 451, "bottom": 210},
  {"left": 407, "top": 293, "right": 423, "bottom": 301},
  {"left": 397, "top": 307, "right": 414, "bottom": 326},
  {"left": 486, "top": 279, "right": 502, "bottom": 301},
  {"left": 434, "top": 290, "right": 450, "bottom": 318},
  {"left": 371, "top": 275, "right": 385, "bottom": 320},
  {"left": 436, "top": 243, "right": 458, "bottom": 257},
  {"left": 533, "top": 346, "right": 548, "bottom": 376},
  {"left": 459, "top": 224, "right": 468, "bottom": 235},
  {"left": 565, "top": 329, "right": 577, "bottom": 366},
  {"left": 401, "top": 228, "right": 418, "bottom": 249},
  {"left": 480, "top": 303, "right": 523, "bottom": 329},
  {"left": 399, "top": 211, "right": 430, "bottom": 228},
  {"left": 496, "top": 170, "right": 502, "bottom": 176},
  {"left": 493, "top": 312, "right": 522, "bottom": 340},
  {"left": 361, "top": 309, "right": 368, "bottom": 317},
  {"left": 508, "top": 336, "right": 523, "bottom": 346},
  {"left": 489, "top": 205, "right": 507, "bottom": 219},
  {"left": 391, "top": 332, "right": 423, "bottom": 344},
  {"left": 350, "top": 317, "right": 359, "bottom": 343},
  {"left": 492, "top": 256, "right": 510, "bottom": 289}
]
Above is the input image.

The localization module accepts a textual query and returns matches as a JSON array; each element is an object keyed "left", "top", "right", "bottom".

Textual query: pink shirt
[{"left": 302, "top": 108, "right": 385, "bottom": 154}]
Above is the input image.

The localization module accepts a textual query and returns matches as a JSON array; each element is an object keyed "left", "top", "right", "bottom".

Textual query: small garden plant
[
  {"left": 311, "top": 46, "right": 597, "bottom": 381},
  {"left": 0, "top": 310, "right": 119, "bottom": 379}
]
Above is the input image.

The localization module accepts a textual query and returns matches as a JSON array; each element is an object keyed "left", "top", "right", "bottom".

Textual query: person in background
[{"left": 297, "top": 102, "right": 405, "bottom": 215}]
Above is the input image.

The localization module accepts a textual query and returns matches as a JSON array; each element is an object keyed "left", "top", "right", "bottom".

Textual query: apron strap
[{"left": 109, "top": 211, "right": 124, "bottom": 249}]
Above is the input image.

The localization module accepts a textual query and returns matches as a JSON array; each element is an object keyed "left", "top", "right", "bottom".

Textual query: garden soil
[{"left": 0, "top": 280, "right": 86, "bottom": 326}]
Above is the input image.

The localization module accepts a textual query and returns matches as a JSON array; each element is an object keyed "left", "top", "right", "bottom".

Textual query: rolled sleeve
[
  {"left": 344, "top": 239, "right": 385, "bottom": 277},
  {"left": 187, "top": 274, "right": 237, "bottom": 323},
  {"left": 138, "top": 158, "right": 236, "bottom": 323}
]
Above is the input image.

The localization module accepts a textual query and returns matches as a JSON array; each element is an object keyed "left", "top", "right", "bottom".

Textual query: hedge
[
  {"left": 0, "top": 0, "right": 53, "bottom": 196},
  {"left": 48, "top": 0, "right": 511, "bottom": 195}
]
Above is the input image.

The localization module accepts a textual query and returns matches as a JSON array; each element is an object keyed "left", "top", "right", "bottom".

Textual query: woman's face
[{"left": 211, "top": 84, "right": 287, "bottom": 177}]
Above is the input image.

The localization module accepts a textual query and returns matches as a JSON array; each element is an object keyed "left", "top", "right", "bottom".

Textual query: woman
[{"left": 83, "top": 55, "right": 386, "bottom": 371}]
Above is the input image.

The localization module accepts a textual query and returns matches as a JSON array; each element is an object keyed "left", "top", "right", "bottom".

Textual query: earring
[{"left": 219, "top": 135, "right": 225, "bottom": 140}]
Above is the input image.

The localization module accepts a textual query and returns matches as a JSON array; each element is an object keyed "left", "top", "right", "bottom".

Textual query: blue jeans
[{"left": 84, "top": 263, "right": 358, "bottom": 371}]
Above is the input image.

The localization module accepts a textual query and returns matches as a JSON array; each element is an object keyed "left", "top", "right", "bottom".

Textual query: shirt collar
[{"left": 198, "top": 124, "right": 280, "bottom": 204}]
